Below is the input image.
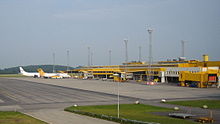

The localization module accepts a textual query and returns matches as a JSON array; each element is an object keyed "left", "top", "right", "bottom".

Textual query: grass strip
[
  {"left": 0, "top": 111, "right": 47, "bottom": 124},
  {"left": 65, "top": 104, "right": 198, "bottom": 124},
  {"left": 166, "top": 100, "right": 220, "bottom": 109}
]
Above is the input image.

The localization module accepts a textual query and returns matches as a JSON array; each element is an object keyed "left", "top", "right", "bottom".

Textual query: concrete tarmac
[
  {"left": 1, "top": 77, "right": 220, "bottom": 124},
  {"left": 0, "top": 78, "right": 135, "bottom": 108},
  {"left": 13, "top": 77, "right": 220, "bottom": 100},
  {"left": 0, "top": 78, "right": 135, "bottom": 124}
]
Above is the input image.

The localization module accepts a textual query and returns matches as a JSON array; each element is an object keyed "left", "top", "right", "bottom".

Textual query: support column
[
  {"left": 217, "top": 76, "right": 220, "bottom": 88},
  {"left": 161, "top": 71, "right": 165, "bottom": 83}
]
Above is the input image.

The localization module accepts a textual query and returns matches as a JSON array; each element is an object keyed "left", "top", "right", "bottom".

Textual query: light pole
[
  {"left": 91, "top": 51, "right": 93, "bottom": 66},
  {"left": 123, "top": 39, "right": 128, "bottom": 81},
  {"left": 139, "top": 46, "right": 142, "bottom": 62},
  {"left": 117, "top": 77, "right": 120, "bottom": 118},
  {"left": 124, "top": 39, "right": 128, "bottom": 63},
  {"left": 109, "top": 50, "right": 112, "bottom": 65},
  {"left": 67, "top": 50, "right": 69, "bottom": 71},
  {"left": 88, "top": 47, "right": 90, "bottom": 66},
  {"left": 113, "top": 73, "right": 120, "bottom": 118},
  {"left": 147, "top": 27, "right": 153, "bottom": 82},
  {"left": 181, "top": 40, "right": 185, "bottom": 57},
  {"left": 52, "top": 52, "right": 55, "bottom": 73}
]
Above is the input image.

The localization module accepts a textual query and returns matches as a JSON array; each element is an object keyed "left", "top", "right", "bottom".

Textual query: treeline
[{"left": 0, "top": 65, "right": 74, "bottom": 74}]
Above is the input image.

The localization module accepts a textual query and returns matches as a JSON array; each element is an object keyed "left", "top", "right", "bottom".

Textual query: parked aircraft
[
  {"left": 37, "top": 68, "right": 71, "bottom": 78},
  {"left": 19, "top": 67, "right": 40, "bottom": 77}
]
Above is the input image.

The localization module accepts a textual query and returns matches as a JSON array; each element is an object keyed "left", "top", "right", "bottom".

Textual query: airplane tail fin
[
  {"left": 19, "top": 67, "right": 26, "bottom": 74},
  {"left": 37, "top": 68, "right": 45, "bottom": 77}
]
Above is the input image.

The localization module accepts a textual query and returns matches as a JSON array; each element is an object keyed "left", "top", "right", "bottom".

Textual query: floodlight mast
[
  {"left": 67, "top": 50, "right": 69, "bottom": 71},
  {"left": 147, "top": 27, "right": 153, "bottom": 82},
  {"left": 53, "top": 53, "right": 55, "bottom": 73},
  {"left": 109, "top": 50, "right": 112, "bottom": 65},
  {"left": 91, "top": 51, "right": 93, "bottom": 66},
  {"left": 139, "top": 46, "right": 142, "bottom": 62},
  {"left": 181, "top": 40, "right": 185, "bottom": 57},
  {"left": 123, "top": 39, "right": 129, "bottom": 81},
  {"left": 124, "top": 39, "right": 128, "bottom": 63},
  {"left": 88, "top": 47, "right": 90, "bottom": 66}
]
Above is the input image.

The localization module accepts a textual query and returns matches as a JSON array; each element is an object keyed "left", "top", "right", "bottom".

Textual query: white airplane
[
  {"left": 37, "top": 68, "right": 71, "bottom": 78},
  {"left": 19, "top": 67, "right": 40, "bottom": 77}
]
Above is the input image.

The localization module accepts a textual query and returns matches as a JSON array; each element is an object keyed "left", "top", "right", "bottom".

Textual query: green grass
[
  {"left": 166, "top": 100, "right": 220, "bottom": 109},
  {"left": 0, "top": 74, "right": 25, "bottom": 77},
  {"left": 65, "top": 104, "right": 198, "bottom": 124},
  {"left": 0, "top": 111, "right": 47, "bottom": 124}
]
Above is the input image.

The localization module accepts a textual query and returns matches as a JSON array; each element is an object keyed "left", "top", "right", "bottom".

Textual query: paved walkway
[{"left": 23, "top": 109, "right": 117, "bottom": 124}]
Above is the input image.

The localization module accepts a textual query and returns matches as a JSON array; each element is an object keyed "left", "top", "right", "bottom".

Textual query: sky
[{"left": 0, "top": 0, "right": 220, "bottom": 68}]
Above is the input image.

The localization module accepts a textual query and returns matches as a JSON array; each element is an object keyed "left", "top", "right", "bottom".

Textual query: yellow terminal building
[{"left": 66, "top": 55, "right": 220, "bottom": 88}]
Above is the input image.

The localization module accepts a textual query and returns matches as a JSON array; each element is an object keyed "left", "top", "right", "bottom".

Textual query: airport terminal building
[{"left": 66, "top": 55, "right": 220, "bottom": 88}]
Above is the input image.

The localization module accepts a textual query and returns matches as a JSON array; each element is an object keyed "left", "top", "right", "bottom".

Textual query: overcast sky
[{"left": 0, "top": 0, "right": 219, "bottom": 68}]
